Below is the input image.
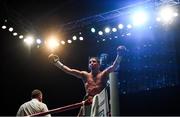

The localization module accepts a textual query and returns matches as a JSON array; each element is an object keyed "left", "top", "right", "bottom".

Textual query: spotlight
[
  {"left": 132, "top": 11, "right": 148, "bottom": 26},
  {"left": 72, "top": 35, "right": 77, "bottom": 40},
  {"left": 13, "top": 32, "right": 18, "bottom": 36},
  {"left": 24, "top": 36, "right": 34, "bottom": 46},
  {"left": 67, "top": 40, "right": 72, "bottom": 43},
  {"left": 114, "top": 36, "right": 118, "bottom": 38},
  {"left": 159, "top": 6, "right": 176, "bottom": 23},
  {"left": 46, "top": 36, "right": 60, "bottom": 50},
  {"left": 36, "top": 39, "right": 42, "bottom": 44},
  {"left": 2, "top": 25, "right": 6, "bottom": 29},
  {"left": 61, "top": 40, "right": 65, "bottom": 45},
  {"left": 19, "top": 35, "right": 24, "bottom": 39},
  {"left": 112, "top": 28, "right": 117, "bottom": 32},
  {"left": 98, "top": 31, "right": 103, "bottom": 35},
  {"left": 118, "top": 24, "right": 124, "bottom": 29},
  {"left": 91, "top": 28, "right": 96, "bottom": 33},
  {"left": 104, "top": 27, "right": 111, "bottom": 33},
  {"left": 79, "top": 36, "right": 83, "bottom": 41},
  {"left": 9, "top": 27, "right": 13, "bottom": 32},
  {"left": 127, "top": 24, "right": 132, "bottom": 29},
  {"left": 126, "top": 33, "right": 131, "bottom": 36}
]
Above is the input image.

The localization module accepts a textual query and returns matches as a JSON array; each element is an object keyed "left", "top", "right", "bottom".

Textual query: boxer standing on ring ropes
[{"left": 48, "top": 45, "right": 126, "bottom": 116}]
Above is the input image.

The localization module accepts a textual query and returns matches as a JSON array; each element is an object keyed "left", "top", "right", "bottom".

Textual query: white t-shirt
[{"left": 16, "top": 98, "right": 51, "bottom": 117}]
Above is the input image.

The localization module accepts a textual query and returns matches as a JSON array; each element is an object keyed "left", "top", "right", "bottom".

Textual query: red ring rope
[{"left": 30, "top": 99, "right": 92, "bottom": 116}]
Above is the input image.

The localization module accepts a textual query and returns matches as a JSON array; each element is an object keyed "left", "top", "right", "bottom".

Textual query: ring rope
[{"left": 30, "top": 99, "right": 92, "bottom": 116}]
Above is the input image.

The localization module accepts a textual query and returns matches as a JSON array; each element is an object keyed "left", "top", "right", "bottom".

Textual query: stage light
[
  {"left": 61, "top": 40, "right": 65, "bottom": 45},
  {"left": 127, "top": 24, "right": 132, "bottom": 29},
  {"left": 159, "top": 6, "right": 176, "bottom": 23},
  {"left": 98, "top": 31, "right": 103, "bottom": 35},
  {"left": 36, "top": 39, "right": 42, "bottom": 44},
  {"left": 13, "top": 32, "right": 18, "bottom": 36},
  {"left": 79, "top": 36, "right": 83, "bottom": 41},
  {"left": 9, "top": 27, "right": 13, "bottom": 32},
  {"left": 104, "top": 27, "right": 111, "bottom": 33},
  {"left": 126, "top": 33, "right": 131, "bottom": 36},
  {"left": 132, "top": 11, "right": 148, "bottom": 26},
  {"left": 67, "top": 39, "right": 72, "bottom": 43},
  {"left": 46, "top": 38, "right": 59, "bottom": 50},
  {"left": 118, "top": 24, "right": 124, "bottom": 29},
  {"left": 24, "top": 36, "right": 34, "bottom": 46},
  {"left": 72, "top": 35, "right": 77, "bottom": 40},
  {"left": 114, "top": 36, "right": 118, "bottom": 38},
  {"left": 91, "top": 27, "right": 96, "bottom": 33},
  {"left": 112, "top": 28, "right": 117, "bottom": 32},
  {"left": 102, "top": 39, "right": 106, "bottom": 41},
  {"left": 19, "top": 35, "right": 24, "bottom": 39},
  {"left": 2, "top": 25, "right": 6, "bottom": 29}
]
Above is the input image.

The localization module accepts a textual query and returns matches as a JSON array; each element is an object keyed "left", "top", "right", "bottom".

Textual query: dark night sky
[{"left": 0, "top": 0, "right": 180, "bottom": 116}]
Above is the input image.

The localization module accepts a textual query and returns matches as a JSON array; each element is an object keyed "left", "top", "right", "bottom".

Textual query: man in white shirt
[{"left": 16, "top": 89, "right": 51, "bottom": 117}]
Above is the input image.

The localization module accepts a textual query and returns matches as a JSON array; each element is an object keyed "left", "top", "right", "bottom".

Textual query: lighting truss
[{"left": 60, "top": 0, "right": 180, "bottom": 32}]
